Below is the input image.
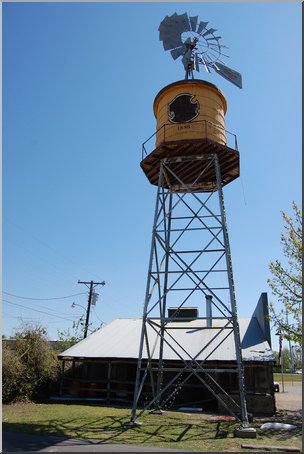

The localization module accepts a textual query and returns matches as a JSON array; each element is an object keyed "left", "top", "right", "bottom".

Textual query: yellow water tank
[{"left": 153, "top": 79, "right": 227, "bottom": 148}]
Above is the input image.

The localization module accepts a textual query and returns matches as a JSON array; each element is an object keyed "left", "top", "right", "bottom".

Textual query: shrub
[
  {"left": 2, "top": 322, "right": 61, "bottom": 402},
  {"left": 2, "top": 345, "right": 25, "bottom": 403}
]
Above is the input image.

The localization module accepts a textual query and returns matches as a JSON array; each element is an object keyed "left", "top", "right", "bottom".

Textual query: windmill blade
[
  {"left": 181, "top": 49, "right": 192, "bottom": 67},
  {"left": 193, "top": 52, "right": 200, "bottom": 72},
  {"left": 158, "top": 15, "right": 173, "bottom": 31},
  {"left": 159, "top": 15, "right": 184, "bottom": 35},
  {"left": 167, "top": 12, "right": 189, "bottom": 33},
  {"left": 217, "top": 51, "right": 230, "bottom": 58},
  {"left": 171, "top": 45, "right": 187, "bottom": 60},
  {"left": 178, "top": 12, "right": 191, "bottom": 32},
  {"left": 209, "top": 61, "right": 220, "bottom": 71},
  {"left": 189, "top": 16, "right": 198, "bottom": 32},
  {"left": 208, "top": 51, "right": 227, "bottom": 65},
  {"left": 206, "top": 36, "right": 222, "bottom": 42},
  {"left": 168, "top": 12, "right": 186, "bottom": 33},
  {"left": 159, "top": 30, "right": 183, "bottom": 42},
  {"left": 213, "top": 62, "right": 242, "bottom": 89},
  {"left": 160, "top": 35, "right": 183, "bottom": 48},
  {"left": 160, "top": 32, "right": 183, "bottom": 47},
  {"left": 159, "top": 14, "right": 179, "bottom": 30},
  {"left": 170, "top": 49, "right": 182, "bottom": 60},
  {"left": 163, "top": 39, "right": 183, "bottom": 51},
  {"left": 200, "top": 54, "right": 211, "bottom": 73},
  {"left": 197, "top": 21, "right": 209, "bottom": 34},
  {"left": 204, "top": 53, "right": 221, "bottom": 72},
  {"left": 202, "top": 28, "right": 217, "bottom": 37},
  {"left": 209, "top": 45, "right": 229, "bottom": 58}
]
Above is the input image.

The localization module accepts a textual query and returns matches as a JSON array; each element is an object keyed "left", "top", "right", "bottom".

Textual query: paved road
[{"left": 2, "top": 431, "right": 198, "bottom": 452}]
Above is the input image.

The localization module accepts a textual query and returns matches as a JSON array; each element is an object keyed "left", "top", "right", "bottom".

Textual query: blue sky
[{"left": 2, "top": 2, "right": 302, "bottom": 353}]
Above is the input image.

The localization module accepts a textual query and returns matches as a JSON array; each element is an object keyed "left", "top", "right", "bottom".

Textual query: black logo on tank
[{"left": 168, "top": 93, "right": 199, "bottom": 124}]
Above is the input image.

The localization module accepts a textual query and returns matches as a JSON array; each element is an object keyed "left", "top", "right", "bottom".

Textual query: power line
[
  {"left": 3, "top": 219, "right": 140, "bottom": 313},
  {"left": 2, "top": 311, "right": 18, "bottom": 318},
  {"left": 92, "top": 305, "right": 105, "bottom": 325},
  {"left": 106, "top": 282, "right": 138, "bottom": 306},
  {"left": 3, "top": 236, "right": 80, "bottom": 280},
  {"left": 2, "top": 295, "right": 81, "bottom": 318},
  {"left": 3, "top": 219, "right": 141, "bottom": 323},
  {"left": 2, "top": 299, "right": 78, "bottom": 322},
  {"left": 3, "top": 249, "right": 82, "bottom": 289},
  {"left": 3, "top": 291, "right": 86, "bottom": 301},
  {"left": 3, "top": 217, "right": 104, "bottom": 280},
  {"left": 3, "top": 261, "right": 80, "bottom": 293},
  {"left": 98, "top": 297, "right": 130, "bottom": 317},
  {"left": 2, "top": 266, "right": 79, "bottom": 294}
]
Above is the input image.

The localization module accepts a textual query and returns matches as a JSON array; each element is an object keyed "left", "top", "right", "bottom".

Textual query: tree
[
  {"left": 2, "top": 322, "right": 60, "bottom": 402},
  {"left": 14, "top": 322, "right": 60, "bottom": 399},
  {"left": 268, "top": 201, "right": 302, "bottom": 346},
  {"left": 273, "top": 348, "right": 293, "bottom": 373},
  {"left": 57, "top": 316, "right": 86, "bottom": 351},
  {"left": 57, "top": 316, "right": 104, "bottom": 352},
  {"left": 291, "top": 344, "right": 302, "bottom": 371},
  {"left": 2, "top": 345, "right": 25, "bottom": 402}
]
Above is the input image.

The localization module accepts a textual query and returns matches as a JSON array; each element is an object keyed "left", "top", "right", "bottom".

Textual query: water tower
[{"left": 127, "top": 13, "right": 256, "bottom": 437}]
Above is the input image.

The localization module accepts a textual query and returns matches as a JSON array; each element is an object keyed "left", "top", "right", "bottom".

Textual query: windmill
[
  {"left": 124, "top": 13, "right": 256, "bottom": 438},
  {"left": 159, "top": 12, "right": 242, "bottom": 88}
]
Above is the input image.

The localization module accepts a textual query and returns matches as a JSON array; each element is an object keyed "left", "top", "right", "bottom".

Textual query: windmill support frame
[{"left": 130, "top": 152, "right": 250, "bottom": 429}]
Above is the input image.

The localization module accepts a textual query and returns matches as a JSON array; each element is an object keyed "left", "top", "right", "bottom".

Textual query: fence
[{"left": 142, "top": 119, "right": 238, "bottom": 160}]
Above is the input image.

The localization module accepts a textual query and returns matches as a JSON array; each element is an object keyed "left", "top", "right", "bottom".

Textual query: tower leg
[
  {"left": 214, "top": 156, "right": 254, "bottom": 434},
  {"left": 130, "top": 163, "right": 166, "bottom": 422}
]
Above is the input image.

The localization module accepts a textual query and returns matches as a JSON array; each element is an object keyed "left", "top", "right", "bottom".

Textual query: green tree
[
  {"left": 57, "top": 316, "right": 86, "bottom": 351},
  {"left": 2, "top": 345, "right": 25, "bottom": 402},
  {"left": 57, "top": 316, "right": 104, "bottom": 352},
  {"left": 291, "top": 344, "right": 302, "bottom": 371},
  {"left": 268, "top": 201, "right": 302, "bottom": 346},
  {"left": 273, "top": 348, "right": 292, "bottom": 372},
  {"left": 2, "top": 322, "right": 60, "bottom": 402}
]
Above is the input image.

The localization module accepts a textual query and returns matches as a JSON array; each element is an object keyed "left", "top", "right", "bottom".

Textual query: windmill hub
[
  {"left": 182, "top": 33, "right": 207, "bottom": 54},
  {"left": 182, "top": 35, "right": 199, "bottom": 49}
]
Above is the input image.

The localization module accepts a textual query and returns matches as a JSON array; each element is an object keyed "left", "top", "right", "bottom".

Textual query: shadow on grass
[
  {"left": 3, "top": 406, "right": 302, "bottom": 451},
  {"left": 3, "top": 415, "right": 237, "bottom": 449}
]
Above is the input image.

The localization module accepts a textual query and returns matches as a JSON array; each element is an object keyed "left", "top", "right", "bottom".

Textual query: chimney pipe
[{"left": 206, "top": 295, "right": 212, "bottom": 327}]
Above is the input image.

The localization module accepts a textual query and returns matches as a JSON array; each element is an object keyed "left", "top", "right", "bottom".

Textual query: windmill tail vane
[{"left": 159, "top": 13, "right": 242, "bottom": 89}]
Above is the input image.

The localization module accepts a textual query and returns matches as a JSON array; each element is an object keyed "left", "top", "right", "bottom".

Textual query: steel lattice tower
[{"left": 125, "top": 79, "right": 254, "bottom": 436}]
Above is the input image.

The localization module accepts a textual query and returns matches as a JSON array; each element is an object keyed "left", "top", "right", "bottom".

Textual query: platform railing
[{"left": 142, "top": 119, "right": 238, "bottom": 160}]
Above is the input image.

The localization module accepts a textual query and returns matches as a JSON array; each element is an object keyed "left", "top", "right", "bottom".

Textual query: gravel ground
[{"left": 275, "top": 384, "right": 302, "bottom": 412}]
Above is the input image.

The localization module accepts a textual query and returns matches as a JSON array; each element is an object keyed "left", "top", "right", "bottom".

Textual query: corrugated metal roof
[{"left": 58, "top": 317, "right": 275, "bottom": 362}]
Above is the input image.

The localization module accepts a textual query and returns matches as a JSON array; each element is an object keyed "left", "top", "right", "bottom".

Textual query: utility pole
[{"left": 78, "top": 280, "right": 105, "bottom": 338}]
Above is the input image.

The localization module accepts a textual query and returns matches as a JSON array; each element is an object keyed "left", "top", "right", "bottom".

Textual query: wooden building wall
[{"left": 59, "top": 358, "right": 276, "bottom": 415}]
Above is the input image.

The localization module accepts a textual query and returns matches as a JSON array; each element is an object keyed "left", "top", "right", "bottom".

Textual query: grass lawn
[
  {"left": 2, "top": 402, "right": 302, "bottom": 452},
  {"left": 273, "top": 373, "right": 302, "bottom": 384}
]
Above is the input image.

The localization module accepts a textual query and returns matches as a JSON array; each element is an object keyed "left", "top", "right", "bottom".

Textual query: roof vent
[
  {"left": 206, "top": 295, "right": 212, "bottom": 327},
  {"left": 168, "top": 307, "right": 199, "bottom": 319}
]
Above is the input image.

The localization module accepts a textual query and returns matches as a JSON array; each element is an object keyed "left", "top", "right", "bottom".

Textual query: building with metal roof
[
  {"left": 57, "top": 293, "right": 277, "bottom": 415},
  {"left": 59, "top": 317, "right": 274, "bottom": 363}
]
